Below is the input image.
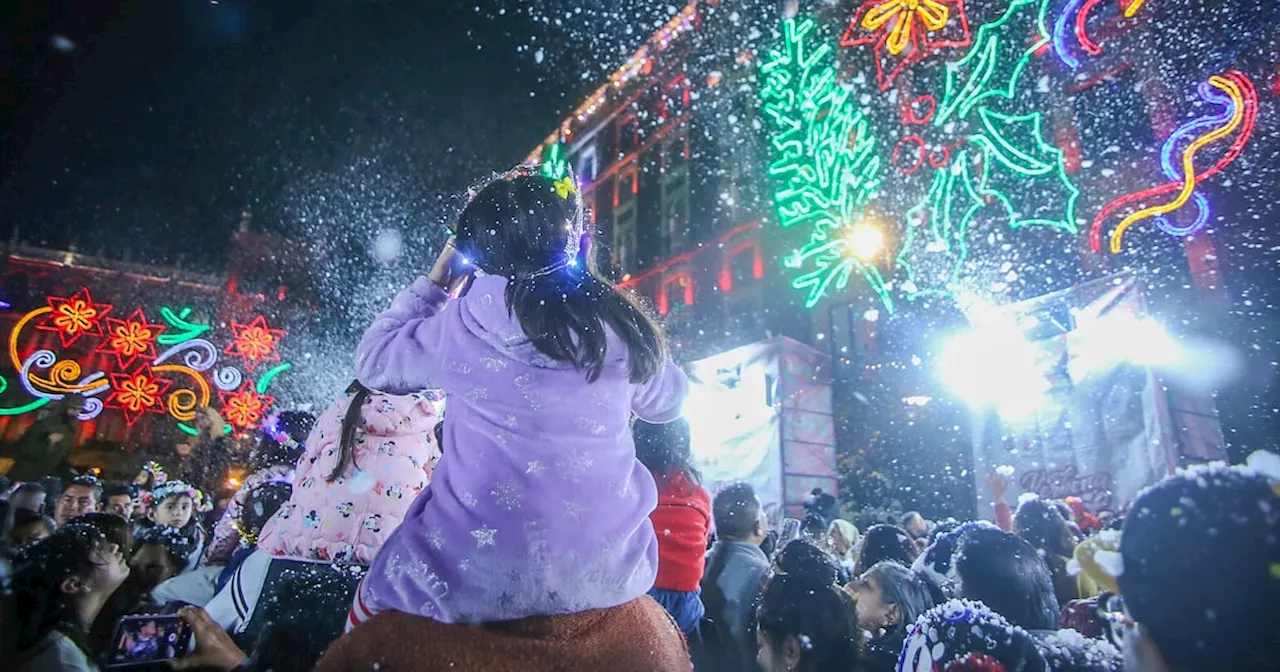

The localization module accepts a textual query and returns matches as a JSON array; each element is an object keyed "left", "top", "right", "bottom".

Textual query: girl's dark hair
[
  {"left": 241, "top": 482, "right": 293, "bottom": 534},
  {"left": 632, "top": 418, "right": 700, "bottom": 485},
  {"left": 953, "top": 526, "right": 1060, "bottom": 630},
  {"left": 1014, "top": 496, "right": 1072, "bottom": 556},
  {"left": 133, "top": 526, "right": 193, "bottom": 573},
  {"left": 454, "top": 173, "right": 666, "bottom": 384},
  {"left": 253, "top": 410, "right": 316, "bottom": 472},
  {"left": 72, "top": 512, "right": 133, "bottom": 554},
  {"left": 855, "top": 524, "right": 918, "bottom": 574},
  {"left": 757, "top": 574, "right": 860, "bottom": 672},
  {"left": 433, "top": 421, "right": 444, "bottom": 451},
  {"left": 330, "top": 380, "right": 373, "bottom": 482},
  {"left": 863, "top": 561, "right": 937, "bottom": 640},
  {"left": 12, "top": 524, "right": 108, "bottom": 655},
  {"left": 775, "top": 538, "right": 839, "bottom": 585}
]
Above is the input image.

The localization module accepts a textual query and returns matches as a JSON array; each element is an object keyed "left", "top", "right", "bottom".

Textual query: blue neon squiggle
[
  {"left": 1153, "top": 82, "right": 1235, "bottom": 236},
  {"left": 1054, "top": 0, "right": 1088, "bottom": 69}
]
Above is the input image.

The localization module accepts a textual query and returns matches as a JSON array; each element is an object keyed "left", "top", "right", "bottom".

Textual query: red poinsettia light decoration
[
  {"left": 219, "top": 382, "right": 276, "bottom": 433},
  {"left": 97, "top": 308, "right": 166, "bottom": 369},
  {"left": 224, "top": 315, "right": 285, "bottom": 371},
  {"left": 38, "top": 287, "right": 115, "bottom": 348},
  {"left": 841, "top": 0, "right": 972, "bottom": 92},
  {"left": 106, "top": 365, "right": 173, "bottom": 426}
]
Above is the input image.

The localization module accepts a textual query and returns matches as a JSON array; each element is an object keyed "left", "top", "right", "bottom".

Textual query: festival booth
[
  {"left": 684, "top": 337, "right": 838, "bottom": 519},
  {"left": 967, "top": 274, "right": 1227, "bottom": 520}
]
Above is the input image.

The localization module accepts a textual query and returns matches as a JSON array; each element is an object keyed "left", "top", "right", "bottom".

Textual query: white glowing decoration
[
  {"left": 844, "top": 224, "right": 884, "bottom": 260},
  {"left": 938, "top": 308, "right": 1049, "bottom": 420}
]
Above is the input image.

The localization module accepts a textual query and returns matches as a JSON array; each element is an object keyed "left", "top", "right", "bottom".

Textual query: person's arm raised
[
  {"left": 354, "top": 241, "right": 459, "bottom": 394},
  {"left": 631, "top": 357, "right": 689, "bottom": 424}
]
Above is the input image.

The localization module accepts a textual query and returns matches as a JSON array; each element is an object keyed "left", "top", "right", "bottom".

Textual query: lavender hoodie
[{"left": 353, "top": 273, "right": 688, "bottom": 623}]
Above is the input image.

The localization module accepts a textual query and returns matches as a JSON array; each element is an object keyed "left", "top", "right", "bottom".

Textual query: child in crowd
[
  {"left": 136, "top": 480, "right": 206, "bottom": 573},
  {"left": 131, "top": 525, "right": 195, "bottom": 597},
  {"left": 10, "top": 508, "right": 55, "bottom": 548},
  {"left": 341, "top": 170, "right": 688, "bottom": 663},
  {"left": 633, "top": 418, "right": 710, "bottom": 635},
  {"left": 132, "top": 461, "right": 166, "bottom": 518}
]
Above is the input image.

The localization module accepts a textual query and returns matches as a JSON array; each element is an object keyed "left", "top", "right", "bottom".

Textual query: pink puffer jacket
[{"left": 257, "top": 390, "right": 442, "bottom": 565}]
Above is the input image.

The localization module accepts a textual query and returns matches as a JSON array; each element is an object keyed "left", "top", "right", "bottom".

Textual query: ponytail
[{"left": 328, "top": 381, "right": 371, "bottom": 483}]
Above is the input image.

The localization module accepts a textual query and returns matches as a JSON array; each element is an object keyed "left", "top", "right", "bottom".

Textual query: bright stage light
[
  {"left": 938, "top": 317, "right": 1048, "bottom": 420},
  {"left": 844, "top": 224, "right": 884, "bottom": 260}
]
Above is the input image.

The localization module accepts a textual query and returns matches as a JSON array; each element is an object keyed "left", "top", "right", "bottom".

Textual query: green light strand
[
  {"left": 968, "top": 107, "right": 1080, "bottom": 232},
  {"left": 255, "top": 362, "right": 292, "bottom": 395},
  {"left": 176, "top": 422, "right": 233, "bottom": 436},
  {"left": 934, "top": 0, "right": 1052, "bottom": 127},
  {"left": 896, "top": 157, "right": 985, "bottom": 299},
  {"left": 760, "top": 16, "right": 892, "bottom": 312},
  {"left": 539, "top": 143, "right": 571, "bottom": 181},
  {"left": 156, "top": 306, "right": 210, "bottom": 346},
  {"left": 0, "top": 375, "right": 51, "bottom": 416}
]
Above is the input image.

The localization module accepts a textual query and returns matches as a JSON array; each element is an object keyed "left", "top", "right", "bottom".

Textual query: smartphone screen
[
  {"left": 107, "top": 614, "right": 191, "bottom": 668},
  {"left": 779, "top": 518, "right": 801, "bottom": 547}
]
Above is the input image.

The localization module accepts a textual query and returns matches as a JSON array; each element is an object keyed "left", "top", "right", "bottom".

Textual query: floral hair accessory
[
  {"left": 143, "top": 461, "right": 168, "bottom": 485},
  {"left": 553, "top": 176, "right": 577, "bottom": 199},
  {"left": 144, "top": 480, "right": 209, "bottom": 512}
]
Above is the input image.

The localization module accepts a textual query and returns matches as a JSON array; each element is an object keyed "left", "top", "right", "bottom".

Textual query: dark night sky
[{"left": 0, "top": 0, "right": 673, "bottom": 273}]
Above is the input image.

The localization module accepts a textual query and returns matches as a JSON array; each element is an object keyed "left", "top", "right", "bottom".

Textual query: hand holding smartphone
[{"left": 107, "top": 614, "right": 192, "bottom": 668}]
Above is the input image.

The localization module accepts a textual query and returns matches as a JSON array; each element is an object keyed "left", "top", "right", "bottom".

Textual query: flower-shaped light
[
  {"left": 106, "top": 365, "right": 173, "bottom": 425},
  {"left": 38, "top": 287, "right": 115, "bottom": 348},
  {"left": 219, "top": 382, "right": 276, "bottom": 433},
  {"left": 98, "top": 308, "right": 166, "bottom": 369},
  {"left": 224, "top": 315, "right": 285, "bottom": 371}
]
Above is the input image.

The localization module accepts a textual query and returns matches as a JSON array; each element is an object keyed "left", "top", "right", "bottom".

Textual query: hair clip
[{"left": 553, "top": 176, "right": 577, "bottom": 199}]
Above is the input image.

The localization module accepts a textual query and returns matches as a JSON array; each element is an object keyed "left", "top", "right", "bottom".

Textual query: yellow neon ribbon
[
  {"left": 862, "top": 0, "right": 950, "bottom": 56},
  {"left": 1123, "top": 0, "right": 1147, "bottom": 18},
  {"left": 152, "top": 364, "right": 210, "bottom": 422},
  {"left": 553, "top": 176, "right": 577, "bottom": 199},
  {"left": 1110, "top": 75, "right": 1243, "bottom": 253},
  {"left": 9, "top": 307, "right": 109, "bottom": 396}
]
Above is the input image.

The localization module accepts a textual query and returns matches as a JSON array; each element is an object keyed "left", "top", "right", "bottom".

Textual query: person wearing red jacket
[{"left": 633, "top": 417, "right": 710, "bottom": 635}]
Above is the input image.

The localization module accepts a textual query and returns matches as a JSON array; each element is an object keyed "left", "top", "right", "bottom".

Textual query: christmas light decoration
[
  {"left": 840, "top": 0, "right": 972, "bottom": 92},
  {"left": 224, "top": 315, "right": 284, "bottom": 372},
  {"left": 1121, "top": 0, "right": 1147, "bottom": 18},
  {"left": 37, "top": 288, "right": 113, "bottom": 348},
  {"left": 255, "top": 362, "right": 292, "bottom": 395},
  {"left": 934, "top": 0, "right": 1053, "bottom": 126},
  {"left": 1074, "top": 0, "right": 1106, "bottom": 58},
  {"left": 1095, "top": 71, "right": 1257, "bottom": 253},
  {"left": 106, "top": 365, "right": 173, "bottom": 426},
  {"left": 219, "top": 382, "right": 275, "bottom": 432},
  {"left": 539, "top": 143, "right": 571, "bottom": 182},
  {"left": 157, "top": 307, "right": 211, "bottom": 345},
  {"left": 1053, "top": 0, "right": 1089, "bottom": 69},
  {"left": 97, "top": 308, "right": 166, "bottom": 370},
  {"left": 762, "top": 17, "right": 892, "bottom": 312}
]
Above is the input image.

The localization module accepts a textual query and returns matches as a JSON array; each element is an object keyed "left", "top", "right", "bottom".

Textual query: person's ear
[
  {"left": 59, "top": 575, "right": 90, "bottom": 596},
  {"left": 886, "top": 602, "right": 902, "bottom": 628},
  {"left": 147, "top": 507, "right": 158, "bottom": 522},
  {"left": 783, "top": 634, "right": 803, "bottom": 669}
]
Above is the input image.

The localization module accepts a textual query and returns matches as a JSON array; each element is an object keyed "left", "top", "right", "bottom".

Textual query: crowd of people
[{"left": 0, "top": 171, "right": 1276, "bottom": 671}]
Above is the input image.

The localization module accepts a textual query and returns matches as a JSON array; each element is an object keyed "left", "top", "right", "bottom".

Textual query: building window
[
  {"left": 719, "top": 240, "right": 763, "bottom": 292},
  {"left": 660, "top": 74, "right": 692, "bottom": 121},
  {"left": 616, "top": 114, "right": 641, "bottom": 158},
  {"left": 613, "top": 165, "right": 639, "bottom": 273},
  {"left": 658, "top": 271, "right": 694, "bottom": 315}
]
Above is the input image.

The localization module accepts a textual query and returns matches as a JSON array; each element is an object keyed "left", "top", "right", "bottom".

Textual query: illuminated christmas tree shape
[
  {"left": 760, "top": 17, "right": 891, "bottom": 312},
  {"left": 896, "top": 0, "right": 1079, "bottom": 299}
]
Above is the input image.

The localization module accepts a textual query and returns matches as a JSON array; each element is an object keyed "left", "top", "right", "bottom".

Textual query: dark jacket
[
  {"left": 5, "top": 400, "right": 80, "bottom": 482},
  {"left": 703, "top": 540, "right": 770, "bottom": 669}
]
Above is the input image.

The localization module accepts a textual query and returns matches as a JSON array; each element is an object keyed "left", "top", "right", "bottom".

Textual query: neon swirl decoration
[
  {"left": 155, "top": 339, "right": 219, "bottom": 372},
  {"left": 213, "top": 367, "right": 243, "bottom": 392},
  {"left": 1053, "top": 0, "right": 1089, "bottom": 69},
  {"left": 1094, "top": 71, "right": 1258, "bottom": 253},
  {"left": 152, "top": 364, "right": 211, "bottom": 422},
  {"left": 1074, "top": 0, "right": 1105, "bottom": 57}
]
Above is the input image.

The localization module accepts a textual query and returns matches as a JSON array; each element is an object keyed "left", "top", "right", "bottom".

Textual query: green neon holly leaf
[
  {"left": 539, "top": 143, "right": 571, "bottom": 181},
  {"left": 969, "top": 107, "right": 1080, "bottom": 232},
  {"left": 761, "top": 17, "right": 892, "bottom": 312},
  {"left": 156, "top": 306, "right": 210, "bottom": 346},
  {"left": 896, "top": 156, "right": 985, "bottom": 298},
  {"left": 934, "top": 0, "right": 1052, "bottom": 126}
]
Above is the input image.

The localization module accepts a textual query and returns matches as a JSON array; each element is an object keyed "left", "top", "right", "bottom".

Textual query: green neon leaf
[
  {"left": 934, "top": 0, "right": 1052, "bottom": 126},
  {"left": 760, "top": 16, "right": 892, "bottom": 313},
  {"left": 256, "top": 362, "right": 292, "bottom": 395},
  {"left": 896, "top": 158, "right": 986, "bottom": 299},
  {"left": 539, "top": 143, "right": 571, "bottom": 181},
  {"left": 0, "top": 375, "right": 52, "bottom": 416},
  {"left": 178, "top": 423, "right": 198, "bottom": 436},
  {"left": 157, "top": 306, "right": 211, "bottom": 346},
  {"left": 970, "top": 108, "right": 1080, "bottom": 232}
]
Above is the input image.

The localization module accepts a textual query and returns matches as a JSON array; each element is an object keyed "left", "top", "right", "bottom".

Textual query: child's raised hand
[{"left": 428, "top": 237, "right": 458, "bottom": 290}]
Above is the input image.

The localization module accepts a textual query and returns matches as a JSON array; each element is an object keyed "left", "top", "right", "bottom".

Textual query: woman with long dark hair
[
  {"left": 14, "top": 524, "right": 130, "bottom": 670},
  {"left": 756, "top": 574, "right": 860, "bottom": 672},
  {"left": 633, "top": 417, "right": 710, "bottom": 635},
  {"left": 845, "top": 561, "right": 936, "bottom": 671}
]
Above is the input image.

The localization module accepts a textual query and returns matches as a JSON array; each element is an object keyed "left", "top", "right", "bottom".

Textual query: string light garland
[
  {"left": 760, "top": 16, "right": 892, "bottom": 312},
  {"left": 1095, "top": 71, "right": 1257, "bottom": 253}
]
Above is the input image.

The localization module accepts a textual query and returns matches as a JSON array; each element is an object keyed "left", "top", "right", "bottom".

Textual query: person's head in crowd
[
  {"left": 11, "top": 509, "right": 55, "bottom": 548},
  {"left": 1117, "top": 454, "right": 1280, "bottom": 672},
  {"left": 802, "top": 487, "right": 839, "bottom": 528},
  {"left": 632, "top": 418, "right": 700, "bottom": 487},
  {"left": 799, "top": 512, "right": 827, "bottom": 543},
  {"left": 130, "top": 526, "right": 192, "bottom": 592},
  {"left": 253, "top": 410, "right": 316, "bottom": 472},
  {"left": 853, "top": 524, "right": 918, "bottom": 576},
  {"left": 827, "top": 518, "right": 859, "bottom": 561},
  {"left": 773, "top": 538, "right": 840, "bottom": 585},
  {"left": 132, "top": 461, "right": 167, "bottom": 490},
  {"left": 8, "top": 482, "right": 47, "bottom": 515},
  {"left": 53, "top": 475, "right": 101, "bottom": 526},
  {"left": 1015, "top": 496, "right": 1074, "bottom": 557},
  {"left": 0, "top": 475, "right": 11, "bottom": 495},
  {"left": 901, "top": 511, "right": 928, "bottom": 540},
  {"left": 847, "top": 561, "right": 936, "bottom": 639},
  {"left": 238, "top": 480, "right": 293, "bottom": 548},
  {"left": 12, "top": 523, "right": 129, "bottom": 658},
  {"left": 897, "top": 599, "right": 1047, "bottom": 671},
  {"left": 71, "top": 512, "right": 133, "bottom": 555},
  {"left": 712, "top": 481, "right": 766, "bottom": 544},
  {"left": 756, "top": 574, "right": 859, "bottom": 672},
  {"left": 952, "top": 525, "right": 1060, "bottom": 630},
  {"left": 145, "top": 481, "right": 201, "bottom": 530},
  {"left": 193, "top": 406, "right": 228, "bottom": 440},
  {"left": 453, "top": 170, "right": 667, "bottom": 385},
  {"left": 102, "top": 484, "right": 135, "bottom": 521}
]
